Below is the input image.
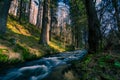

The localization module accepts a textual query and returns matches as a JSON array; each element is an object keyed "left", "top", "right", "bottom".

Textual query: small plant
[
  {"left": 0, "top": 53, "right": 8, "bottom": 62},
  {"left": 114, "top": 61, "right": 120, "bottom": 68}
]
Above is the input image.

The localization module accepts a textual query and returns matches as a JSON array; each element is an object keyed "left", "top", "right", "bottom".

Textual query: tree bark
[
  {"left": 28, "top": 0, "right": 32, "bottom": 22},
  {"left": 39, "top": 0, "right": 51, "bottom": 45},
  {"left": 49, "top": 8, "right": 53, "bottom": 41},
  {"left": 36, "top": 0, "right": 43, "bottom": 28},
  {"left": 18, "top": 0, "right": 23, "bottom": 23},
  {"left": 9, "top": 0, "right": 18, "bottom": 16},
  {"left": 49, "top": 0, "right": 58, "bottom": 41},
  {"left": 0, "top": 0, "right": 12, "bottom": 35},
  {"left": 112, "top": 0, "right": 120, "bottom": 37},
  {"left": 112, "top": 0, "right": 120, "bottom": 28},
  {"left": 84, "top": 0, "right": 101, "bottom": 53}
]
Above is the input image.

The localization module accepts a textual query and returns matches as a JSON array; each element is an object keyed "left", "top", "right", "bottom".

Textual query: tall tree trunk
[
  {"left": 112, "top": 0, "right": 120, "bottom": 37},
  {"left": 49, "top": 8, "right": 53, "bottom": 41},
  {"left": 28, "top": 0, "right": 32, "bottom": 22},
  {"left": 9, "top": 0, "right": 18, "bottom": 16},
  {"left": 0, "top": 0, "right": 12, "bottom": 35},
  {"left": 36, "top": 0, "right": 43, "bottom": 28},
  {"left": 84, "top": 0, "right": 101, "bottom": 53},
  {"left": 18, "top": 0, "right": 23, "bottom": 23},
  {"left": 39, "top": 0, "right": 51, "bottom": 45}
]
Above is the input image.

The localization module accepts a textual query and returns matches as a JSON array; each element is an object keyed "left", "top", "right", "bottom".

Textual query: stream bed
[{"left": 0, "top": 50, "right": 87, "bottom": 80}]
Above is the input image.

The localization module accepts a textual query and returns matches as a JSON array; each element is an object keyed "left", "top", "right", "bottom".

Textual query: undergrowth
[
  {"left": 0, "top": 15, "right": 65, "bottom": 64},
  {"left": 72, "top": 52, "right": 120, "bottom": 80}
]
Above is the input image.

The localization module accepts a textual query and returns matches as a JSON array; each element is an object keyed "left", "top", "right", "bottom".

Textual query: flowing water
[{"left": 0, "top": 50, "right": 87, "bottom": 80}]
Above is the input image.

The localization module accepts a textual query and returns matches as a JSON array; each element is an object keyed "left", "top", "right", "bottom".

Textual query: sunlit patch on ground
[
  {"left": 49, "top": 41, "right": 65, "bottom": 52},
  {"left": 0, "top": 45, "right": 21, "bottom": 60},
  {"left": 7, "top": 22, "right": 31, "bottom": 36},
  {"left": 28, "top": 47, "right": 42, "bottom": 57},
  {"left": 8, "top": 52, "right": 21, "bottom": 60}
]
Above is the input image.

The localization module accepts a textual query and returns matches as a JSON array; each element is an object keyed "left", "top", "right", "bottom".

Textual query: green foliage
[
  {"left": 100, "top": 73, "right": 116, "bottom": 80},
  {"left": 43, "top": 45, "right": 58, "bottom": 55},
  {"left": 0, "top": 54, "right": 8, "bottom": 62},
  {"left": 97, "top": 54, "right": 114, "bottom": 68},
  {"left": 0, "top": 49, "right": 2, "bottom": 54},
  {"left": 69, "top": 0, "right": 87, "bottom": 48},
  {"left": 99, "top": 61, "right": 106, "bottom": 68},
  {"left": 0, "top": 13, "right": 66, "bottom": 64},
  {"left": 84, "top": 55, "right": 92, "bottom": 64},
  {"left": 65, "top": 44, "right": 75, "bottom": 51},
  {"left": 71, "top": 52, "right": 120, "bottom": 80},
  {"left": 9, "top": 38, "right": 16, "bottom": 45},
  {"left": 50, "top": 38, "right": 65, "bottom": 51},
  {"left": 14, "top": 44, "right": 37, "bottom": 60},
  {"left": 114, "top": 61, "right": 120, "bottom": 68},
  {"left": 0, "top": 48, "right": 9, "bottom": 54},
  {"left": 0, "top": 49, "right": 8, "bottom": 62}
]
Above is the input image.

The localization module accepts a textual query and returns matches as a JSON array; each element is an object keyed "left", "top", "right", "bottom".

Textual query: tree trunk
[
  {"left": 39, "top": 0, "right": 51, "bottom": 45},
  {"left": 112, "top": 0, "right": 120, "bottom": 37},
  {"left": 49, "top": 0, "right": 57, "bottom": 41},
  {"left": 0, "top": 0, "right": 12, "bottom": 35},
  {"left": 36, "top": 0, "right": 43, "bottom": 28},
  {"left": 49, "top": 8, "right": 54, "bottom": 41},
  {"left": 112, "top": 0, "right": 120, "bottom": 29},
  {"left": 9, "top": 0, "right": 18, "bottom": 16},
  {"left": 84, "top": 0, "right": 101, "bottom": 53},
  {"left": 28, "top": 0, "right": 32, "bottom": 22},
  {"left": 18, "top": 0, "right": 23, "bottom": 23}
]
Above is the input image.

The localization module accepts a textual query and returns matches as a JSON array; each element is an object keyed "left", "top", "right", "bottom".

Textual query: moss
[
  {"left": 49, "top": 38, "right": 65, "bottom": 52},
  {"left": 71, "top": 52, "right": 120, "bottom": 80}
]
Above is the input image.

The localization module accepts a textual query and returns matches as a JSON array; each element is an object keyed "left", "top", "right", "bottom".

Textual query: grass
[
  {"left": 49, "top": 38, "right": 65, "bottom": 52},
  {"left": 71, "top": 52, "right": 120, "bottom": 80},
  {"left": 0, "top": 15, "right": 65, "bottom": 64}
]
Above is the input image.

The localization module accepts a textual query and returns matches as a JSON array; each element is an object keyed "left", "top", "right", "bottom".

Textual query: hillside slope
[{"left": 0, "top": 15, "right": 65, "bottom": 63}]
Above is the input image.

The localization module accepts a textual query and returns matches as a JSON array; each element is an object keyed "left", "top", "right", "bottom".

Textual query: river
[{"left": 0, "top": 50, "right": 87, "bottom": 80}]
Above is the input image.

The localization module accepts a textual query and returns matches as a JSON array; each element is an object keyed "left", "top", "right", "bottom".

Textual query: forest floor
[
  {"left": 0, "top": 15, "right": 120, "bottom": 80},
  {"left": 0, "top": 15, "right": 65, "bottom": 65},
  {"left": 70, "top": 51, "right": 120, "bottom": 80}
]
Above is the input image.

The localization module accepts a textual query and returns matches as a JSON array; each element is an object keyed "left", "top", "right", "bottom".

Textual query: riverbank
[
  {"left": 0, "top": 15, "right": 66, "bottom": 64},
  {"left": 71, "top": 51, "right": 120, "bottom": 80},
  {"left": 0, "top": 50, "right": 87, "bottom": 80},
  {"left": 41, "top": 51, "right": 120, "bottom": 80},
  {"left": 42, "top": 64, "right": 79, "bottom": 80}
]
